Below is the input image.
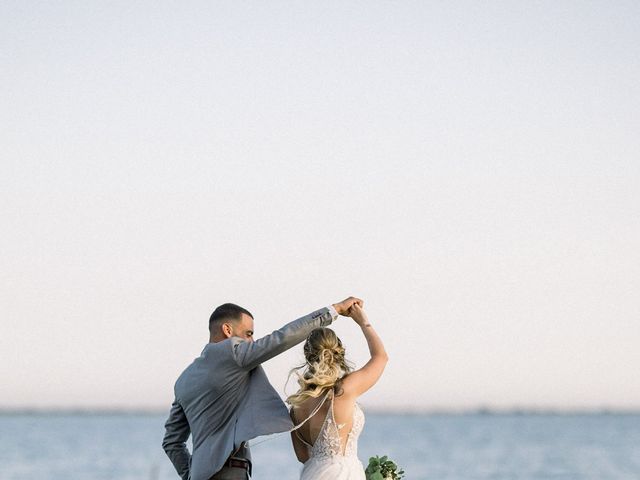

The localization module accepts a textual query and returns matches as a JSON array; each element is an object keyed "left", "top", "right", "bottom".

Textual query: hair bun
[
  {"left": 319, "top": 348, "right": 334, "bottom": 363},
  {"left": 286, "top": 327, "right": 354, "bottom": 407}
]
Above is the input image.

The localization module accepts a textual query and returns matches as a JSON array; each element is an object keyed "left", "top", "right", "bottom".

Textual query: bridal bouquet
[{"left": 365, "top": 455, "right": 405, "bottom": 480}]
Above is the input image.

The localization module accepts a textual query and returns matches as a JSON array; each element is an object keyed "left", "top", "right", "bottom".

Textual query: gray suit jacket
[{"left": 162, "top": 307, "right": 335, "bottom": 480}]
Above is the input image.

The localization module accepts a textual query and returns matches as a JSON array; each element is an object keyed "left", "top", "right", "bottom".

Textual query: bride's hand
[{"left": 347, "top": 303, "right": 369, "bottom": 327}]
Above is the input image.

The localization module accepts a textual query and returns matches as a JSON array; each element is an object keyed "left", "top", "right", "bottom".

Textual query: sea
[{"left": 1, "top": 411, "right": 639, "bottom": 479}]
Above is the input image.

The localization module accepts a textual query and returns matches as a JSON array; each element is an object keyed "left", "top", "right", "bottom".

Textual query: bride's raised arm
[{"left": 342, "top": 304, "right": 388, "bottom": 398}]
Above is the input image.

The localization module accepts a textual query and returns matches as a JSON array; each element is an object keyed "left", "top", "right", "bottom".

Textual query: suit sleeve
[
  {"left": 162, "top": 399, "right": 192, "bottom": 480},
  {"left": 231, "top": 306, "right": 336, "bottom": 371}
]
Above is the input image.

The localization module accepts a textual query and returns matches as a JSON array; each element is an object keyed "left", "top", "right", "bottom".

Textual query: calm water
[{"left": 1, "top": 412, "right": 639, "bottom": 479}]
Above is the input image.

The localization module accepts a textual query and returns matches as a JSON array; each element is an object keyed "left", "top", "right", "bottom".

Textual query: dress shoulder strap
[
  {"left": 294, "top": 427, "right": 313, "bottom": 447},
  {"left": 290, "top": 389, "right": 331, "bottom": 434}
]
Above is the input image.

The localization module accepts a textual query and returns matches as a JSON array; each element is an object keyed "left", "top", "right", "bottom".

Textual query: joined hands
[
  {"left": 332, "top": 296, "right": 363, "bottom": 316},
  {"left": 332, "top": 297, "right": 370, "bottom": 327}
]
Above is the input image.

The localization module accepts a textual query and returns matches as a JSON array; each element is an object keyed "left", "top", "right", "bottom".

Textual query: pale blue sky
[{"left": 1, "top": 1, "right": 639, "bottom": 410}]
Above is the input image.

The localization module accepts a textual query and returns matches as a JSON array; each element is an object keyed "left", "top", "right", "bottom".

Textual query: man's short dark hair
[{"left": 209, "top": 303, "right": 253, "bottom": 333}]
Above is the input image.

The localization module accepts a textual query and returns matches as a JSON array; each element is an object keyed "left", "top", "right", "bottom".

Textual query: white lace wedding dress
[{"left": 294, "top": 390, "right": 366, "bottom": 480}]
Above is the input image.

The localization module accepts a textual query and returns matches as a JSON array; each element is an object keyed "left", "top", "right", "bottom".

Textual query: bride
[{"left": 287, "top": 303, "right": 388, "bottom": 480}]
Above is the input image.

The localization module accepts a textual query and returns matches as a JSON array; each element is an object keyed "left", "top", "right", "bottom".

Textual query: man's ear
[{"left": 222, "top": 323, "right": 233, "bottom": 338}]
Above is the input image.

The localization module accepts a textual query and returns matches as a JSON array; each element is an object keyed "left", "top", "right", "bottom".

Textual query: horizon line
[{"left": 2, "top": 406, "right": 640, "bottom": 416}]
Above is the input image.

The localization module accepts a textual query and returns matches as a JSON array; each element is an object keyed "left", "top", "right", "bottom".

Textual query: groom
[{"left": 162, "top": 297, "right": 362, "bottom": 480}]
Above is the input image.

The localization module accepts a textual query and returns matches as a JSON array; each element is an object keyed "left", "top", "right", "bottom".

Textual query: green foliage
[{"left": 365, "top": 455, "right": 405, "bottom": 480}]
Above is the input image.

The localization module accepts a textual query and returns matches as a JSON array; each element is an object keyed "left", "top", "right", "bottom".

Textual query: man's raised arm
[{"left": 232, "top": 297, "right": 362, "bottom": 371}]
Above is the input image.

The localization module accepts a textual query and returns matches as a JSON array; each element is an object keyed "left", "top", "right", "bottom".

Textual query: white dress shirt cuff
[{"left": 328, "top": 305, "right": 339, "bottom": 320}]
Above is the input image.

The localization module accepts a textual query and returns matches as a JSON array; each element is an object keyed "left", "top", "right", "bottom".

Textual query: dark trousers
[
  {"left": 209, "top": 443, "right": 251, "bottom": 480},
  {"left": 209, "top": 466, "right": 249, "bottom": 480}
]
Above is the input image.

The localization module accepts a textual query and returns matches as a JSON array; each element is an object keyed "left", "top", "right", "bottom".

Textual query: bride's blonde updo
[{"left": 286, "top": 328, "right": 354, "bottom": 407}]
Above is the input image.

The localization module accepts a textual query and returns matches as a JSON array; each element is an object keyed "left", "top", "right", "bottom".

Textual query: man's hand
[{"left": 332, "top": 297, "right": 364, "bottom": 316}]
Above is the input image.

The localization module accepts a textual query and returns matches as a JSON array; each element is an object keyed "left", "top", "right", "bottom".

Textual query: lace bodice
[{"left": 310, "top": 401, "right": 364, "bottom": 459}]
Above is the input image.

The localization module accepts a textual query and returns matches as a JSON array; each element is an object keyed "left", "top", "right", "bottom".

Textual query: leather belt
[{"left": 224, "top": 457, "right": 251, "bottom": 472}]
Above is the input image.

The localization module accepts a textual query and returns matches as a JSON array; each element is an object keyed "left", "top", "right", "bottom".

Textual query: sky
[{"left": 1, "top": 1, "right": 639, "bottom": 411}]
